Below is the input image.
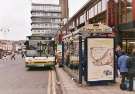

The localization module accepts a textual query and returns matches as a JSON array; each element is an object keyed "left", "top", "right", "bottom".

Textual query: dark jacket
[{"left": 127, "top": 55, "right": 135, "bottom": 76}]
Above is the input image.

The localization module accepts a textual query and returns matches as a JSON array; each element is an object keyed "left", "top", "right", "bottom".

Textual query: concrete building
[
  {"left": 60, "top": 0, "right": 135, "bottom": 54},
  {"left": 31, "top": 3, "right": 62, "bottom": 37},
  {"left": 0, "top": 40, "right": 13, "bottom": 51}
]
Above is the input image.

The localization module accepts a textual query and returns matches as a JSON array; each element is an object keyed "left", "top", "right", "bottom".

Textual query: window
[
  {"left": 72, "top": 21, "right": 75, "bottom": 27},
  {"left": 127, "top": 0, "right": 132, "bottom": 3},
  {"left": 117, "top": 0, "right": 133, "bottom": 23},
  {"left": 102, "top": 0, "right": 108, "bottom": 11},
  {"left": 80, "top": 13, "right": 85, "bottom": 24},
  {"left": 97, "top": 1, "right": 102, "bottom": 14},
  {"left": 86, "top": 11, "right": 89, "bottom": 20},
  {"left": 94, "top": 4, "right": 98, "bottom": 15},
  {"left": 89, "top": 7, "right": 94, "bottom": 18},
  {"left": 76, "top": 18, "right": 79, "bottom": 26},
  {"left": 126, "top": 0, "right": 132, "bottom": 22}
]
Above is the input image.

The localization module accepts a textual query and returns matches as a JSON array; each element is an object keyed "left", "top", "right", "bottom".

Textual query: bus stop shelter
[{"left": 62, "top": 23, "right": 116, "bottom": 84}]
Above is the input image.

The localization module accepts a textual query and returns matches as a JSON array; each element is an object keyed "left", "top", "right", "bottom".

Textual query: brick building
[
  {"left": 59, "top": 0, "right": 69, "bottom": 18},
  {"left": 60, "top": 0, "right": 135, "bottom": 54}
]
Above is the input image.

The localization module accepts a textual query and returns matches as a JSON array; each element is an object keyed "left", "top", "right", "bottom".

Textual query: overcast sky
[{"left": 0, "top": 0, "right": 88, "bottom": 40}]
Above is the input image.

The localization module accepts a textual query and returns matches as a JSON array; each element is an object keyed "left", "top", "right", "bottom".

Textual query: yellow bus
[{"left": 24, "top": 35, "right": 56, "bottom": 68}]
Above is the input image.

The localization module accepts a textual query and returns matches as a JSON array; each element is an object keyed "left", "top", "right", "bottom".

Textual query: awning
[{"left": 115, "top": 21, "right": 135, "bottom": 32}]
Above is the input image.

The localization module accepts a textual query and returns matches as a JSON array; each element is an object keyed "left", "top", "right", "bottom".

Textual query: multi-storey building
[
  {"left": 60, "top": 0, "right": 135, "bottom": 54},
  {"left": 31, "top": 3, "right": 62, "bottom": 37},
  {"left": 59, "top": 0, "right": 69, "bottom": 18}
]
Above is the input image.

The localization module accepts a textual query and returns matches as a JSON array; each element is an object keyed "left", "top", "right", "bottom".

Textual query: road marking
[
  {"left": 52, "top": 71, "right": 56, "bottom": 94},
  {"left": 47, "top": 70, "right": 56, "bottom": 94},
  {"left": 47, "top": 71, "right": 51, "bottom": 94}
]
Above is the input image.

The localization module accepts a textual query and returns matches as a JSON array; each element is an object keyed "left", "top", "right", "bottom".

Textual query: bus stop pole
[
  {"left": 79, "top": 34, "right": 83, "bottom": 84},
  {"left": 61, "top": 41, "right": 64, "bottom": 67}
]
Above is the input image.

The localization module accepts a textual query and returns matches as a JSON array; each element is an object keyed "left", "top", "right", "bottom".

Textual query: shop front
[
  {"left": 116, "top": 21, "right": 135, "bottom": 54},
  {"left": 122, "top": 31, "right": 135, "bottom": 54}
]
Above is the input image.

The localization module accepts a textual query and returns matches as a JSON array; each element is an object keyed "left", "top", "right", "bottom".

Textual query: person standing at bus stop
[
  {"left": 115, "top": 45, "right": 122, "bottom": 77},
  {"left": 118, "top": 50, "right": 129, "bottom": 89},
  {"left": 127, "top": 48, "right": 135, "bottom": 91}
]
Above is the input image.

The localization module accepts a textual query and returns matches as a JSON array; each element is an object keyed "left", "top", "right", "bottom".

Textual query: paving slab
[{"left": 56, "top": 67, "right": 135, "bottom": 94}]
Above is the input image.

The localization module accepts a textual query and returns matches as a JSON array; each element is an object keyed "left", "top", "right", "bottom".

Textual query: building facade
[
  {"left": 60, "top": 0, "right": 135, "bottom": 54},
  {"left": 59, "top": 0, "right": 69, "bottom": 18},
  {"left": 31, "top": 3, "right": 62, "bottom": 37}
]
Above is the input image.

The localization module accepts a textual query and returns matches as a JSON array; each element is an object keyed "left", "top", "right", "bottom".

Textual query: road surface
[{"left": 0, "top": 54, "right": 50, "bottom": 94}]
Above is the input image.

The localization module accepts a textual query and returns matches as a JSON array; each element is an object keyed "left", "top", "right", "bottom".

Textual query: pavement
[{"left": 56, "top": 66, "right": 135, "bottom": 94}]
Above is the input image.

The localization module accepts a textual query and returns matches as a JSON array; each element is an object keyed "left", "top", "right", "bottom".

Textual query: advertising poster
[{"left": 87, "top": 38, "right": 114, "bottom": 82}]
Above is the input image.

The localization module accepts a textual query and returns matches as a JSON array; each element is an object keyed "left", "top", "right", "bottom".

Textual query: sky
[{"left": 0, "top": 0, "right": 89, "bottom": 40}]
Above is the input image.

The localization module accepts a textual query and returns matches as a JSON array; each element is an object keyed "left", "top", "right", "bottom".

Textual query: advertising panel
[{"left": 87, "top": 38, "right": 114, "bottom": 82}]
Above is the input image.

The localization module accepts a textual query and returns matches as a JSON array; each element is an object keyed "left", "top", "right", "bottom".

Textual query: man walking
[
  {"left": 118, "top": 50, "right": 129, "bottom": 89},
  {"left": 127, "top": 48, "right": 135, "bottom": 91},
  {"left": 11, "top": 52, "right": 16, "bottom": 60},
  {"left": 21, "top": 51, "right": 25, "bottom": 58}
]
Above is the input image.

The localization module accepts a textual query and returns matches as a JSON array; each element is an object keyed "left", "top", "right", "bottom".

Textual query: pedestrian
[
  {"left": 43, "top": 46, "right": 48, "bottom": 57},
  {"left": 118, "top": 50, "right": 129, "bottom": 90},
  {"left": 115, "top": 45, "right": 122, "bottom": 77},
  {"left": 11, "top": 52, "right": 16, "bottom": 60},
  {"left": 116, "top": 45, "right": 122, "bottom": 58},
  {"left": 127, "top": 48, "right": 135, "bottom": 91},
  {"left": 21, "top": 51, "right": 25, "bottom": 58},
  {"left": 3, "top": 54, "right": 7, "bottom": 63}
]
